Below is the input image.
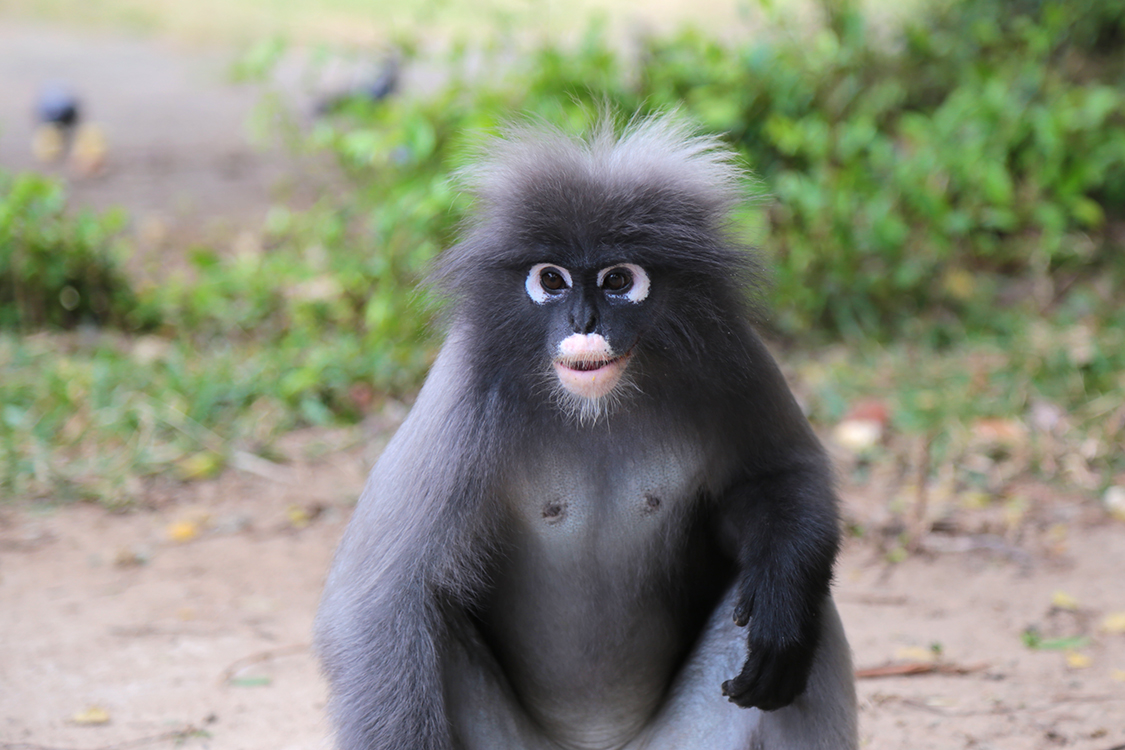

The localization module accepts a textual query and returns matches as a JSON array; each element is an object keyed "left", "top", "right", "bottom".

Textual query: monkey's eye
[
  {"left": 602, "top": 270, "right": 632, "bottom": 292},
  {"left": 526, "top": 263, "right": 573, "bottom": 304},
  {"left": 540, "top": 269, "right": 567, "bottom": 292},
  {"left": 597, "top": 263, "right": 650, "bottom": 303}
]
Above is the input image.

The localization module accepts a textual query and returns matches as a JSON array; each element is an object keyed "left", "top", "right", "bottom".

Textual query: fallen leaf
[
  {"left": 1065, "top": 651, "right": 1092, "bottom": 669},
  {"left": 285, "top": 503, "right": 324, "bottom": 530},
  {"left": 166, "top": 520, "right": 200, "bottom": 543},
  {"left": 71, "top": 706, "right": 110, "bottom": 725},
  {"left": 1022, "top": 628, "right": 1089, "bottom": 651},
  {"left": 175, "top": 452, "right": 224, "bottom": 481},
  {"left": 885, "top": 545, "right": 908, "bottom": 564},
  {"left": 286, "top": 505, "right": 312, "bottom": 529},
  {"left": 894, "top": 646, "right": 938, "bottom": 663},
  {"left": 1037, "top": 636, "right": 1090, "bottom": 650},
  {"left": 1111, "top": 669, "right": 1125, "bottom": 682},
  {"left": 971, "top": 418, "right": 1026, "bottom": 445},
  {"left": 1051, "top": 590, "right": 1080, "bottom": 611},
  {"left": 1101, "top": 612, "right": 1125, "bottom": 634}
]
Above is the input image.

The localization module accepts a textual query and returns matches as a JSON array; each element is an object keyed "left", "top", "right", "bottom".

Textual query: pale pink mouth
[{"left": 553, "top": 354, "right": 630, "bottom": 399}]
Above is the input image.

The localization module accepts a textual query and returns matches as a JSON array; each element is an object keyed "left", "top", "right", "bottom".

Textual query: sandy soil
[{"left": 1, "top": 423, "right": 1123, "bottom": 750}]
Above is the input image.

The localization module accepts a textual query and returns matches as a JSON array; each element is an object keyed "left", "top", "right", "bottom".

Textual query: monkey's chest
[
  {"left": 502, "top": 434, "right": 708, "bottom": 560},
  {"left": 478, "top": 441, "right": 720, "bottom": 741}
]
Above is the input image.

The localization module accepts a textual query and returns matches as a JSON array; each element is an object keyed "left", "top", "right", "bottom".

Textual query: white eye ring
[
  {"left": 597, "top": 263, "right": 649, "bottom": 303},
  {"left": 526, "top": 264, "right": 572, "bottom": 304}
]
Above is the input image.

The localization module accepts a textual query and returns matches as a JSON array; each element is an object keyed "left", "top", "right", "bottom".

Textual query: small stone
[
  {"left": 1104, "top": 486, "right": 1125, "bottom": 521},
  {"left": 833, "top": 419, "right": 882, "bottom": 452}
]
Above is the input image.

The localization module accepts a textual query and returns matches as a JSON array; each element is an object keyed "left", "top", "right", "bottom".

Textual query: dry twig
[{"left": 855, "top": 661, "right": 989, "bottom": 679}]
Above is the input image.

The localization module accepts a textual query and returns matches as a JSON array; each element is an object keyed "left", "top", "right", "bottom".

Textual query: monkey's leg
[
  {"left": 444, "top": 615, "right": 554, "bottom": 750},
  {"left": 638, "top": 591, "right": 856, "bottom": 750}
]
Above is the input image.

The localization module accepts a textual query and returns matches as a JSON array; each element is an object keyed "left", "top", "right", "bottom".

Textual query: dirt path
[
  {"left": 0, "top": 21, "right": 326, "bottom": 263},
  {"left": 2, "top": 425, "right": 1123, "bottom": 750}
]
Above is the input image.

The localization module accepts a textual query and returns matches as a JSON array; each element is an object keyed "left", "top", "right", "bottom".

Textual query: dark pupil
[
  {"left": 604, "top": 270, "right": 631, "bottom": 292},
  {"left": 540, "top": 269, "right": 565, "bottom": 291}
]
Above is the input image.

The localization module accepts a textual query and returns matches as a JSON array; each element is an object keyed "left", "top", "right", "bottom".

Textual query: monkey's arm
[
  {"left": 718, "top": 445, "right": 841, "bottom": 712},
  {"left": 316, "top": 338, "right": 494, "bottom": 750}
]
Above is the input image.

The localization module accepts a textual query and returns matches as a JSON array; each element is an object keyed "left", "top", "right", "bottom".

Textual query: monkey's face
[{"left": 522, "top": 260, "right": 652, "bottom": 420}]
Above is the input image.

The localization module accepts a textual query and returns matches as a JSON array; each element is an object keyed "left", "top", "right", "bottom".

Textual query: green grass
[
  {"left": 4, "top": 322, "right": 1120, "bottom": 506},
  {"left": 3, "top": 0, "right": 1123, "bottom": 507}
]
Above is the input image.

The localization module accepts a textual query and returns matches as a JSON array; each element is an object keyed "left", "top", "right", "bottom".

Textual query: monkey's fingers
[
  {"left": 721, "top": 646, "right": 810, "bottom": 712},
  {"left": 732, "top": 600, "right": 752, "bottom": 627},
  {"left": 732, "top": 580, "right": 759, "bottom": 627}
]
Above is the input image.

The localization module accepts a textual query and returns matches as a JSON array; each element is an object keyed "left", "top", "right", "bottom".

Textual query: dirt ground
[
  {"left": 2, "top": 424, "right": 1124, "bottom": 750},
  {"left": 1, "top": 18, "right": 1124, "bottom": 750}
]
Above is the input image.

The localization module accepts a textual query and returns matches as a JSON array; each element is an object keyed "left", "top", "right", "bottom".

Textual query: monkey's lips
[{"left": 553, "top": 354, "right": 630, "bottom": 399}]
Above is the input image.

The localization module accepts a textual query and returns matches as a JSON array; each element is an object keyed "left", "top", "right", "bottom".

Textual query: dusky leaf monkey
[{"left": 316, "top": 114, "right": 858, "bottom": 750}]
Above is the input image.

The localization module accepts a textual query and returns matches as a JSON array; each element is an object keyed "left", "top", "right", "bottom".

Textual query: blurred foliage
[
  {"left": 284, "top": 0, "right": 1125, "bottom": 340},
  {"left": 1, "top": 331, "right": 289, "bottom": 505},
  {"left": 3, "top": 0, "right": 1125, "bottom": 504},
  {"left": 0, "top": 171, "right": 146, "bottom": 329}
]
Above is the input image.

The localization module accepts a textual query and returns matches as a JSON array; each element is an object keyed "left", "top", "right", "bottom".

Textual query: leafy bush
[
  {"left": 632, "top": 0, "right": 1125, "bottom": 337},
  {"left": 293, "top": 0, "right": 1125, "bottom": 339},
  {"left": 0, "top": 171, "right": 148, "bottom": 329},
  {"left": 0, "top": 331, "right": 315, "bottom": 504},
  {"left": 6, "top": 0, "right": 1125, "bottom": 504}
]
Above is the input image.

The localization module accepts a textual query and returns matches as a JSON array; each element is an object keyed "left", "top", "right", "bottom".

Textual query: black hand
[{"left": 721, "top": 578, "right": 822, "bottom": 711}]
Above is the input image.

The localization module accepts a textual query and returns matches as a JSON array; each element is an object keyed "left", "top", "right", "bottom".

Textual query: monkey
[{"left": 315, "top": 114, "right": 858, "bottom": 750}]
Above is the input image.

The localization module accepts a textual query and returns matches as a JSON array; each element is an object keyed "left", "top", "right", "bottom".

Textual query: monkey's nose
[
  {"left": 567, "top": 299, "right": 603, "bottom": 335},
  {"left": 569, "top": 308, "right": 597, "bottom": 334}
]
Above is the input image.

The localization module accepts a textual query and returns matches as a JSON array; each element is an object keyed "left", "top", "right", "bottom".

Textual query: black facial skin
[
  {"left": 530, "top": 265, "right": 651, "bottom": 362},
  {"left": 315, "top": 118, "right": 856, "bottom": 750}
]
